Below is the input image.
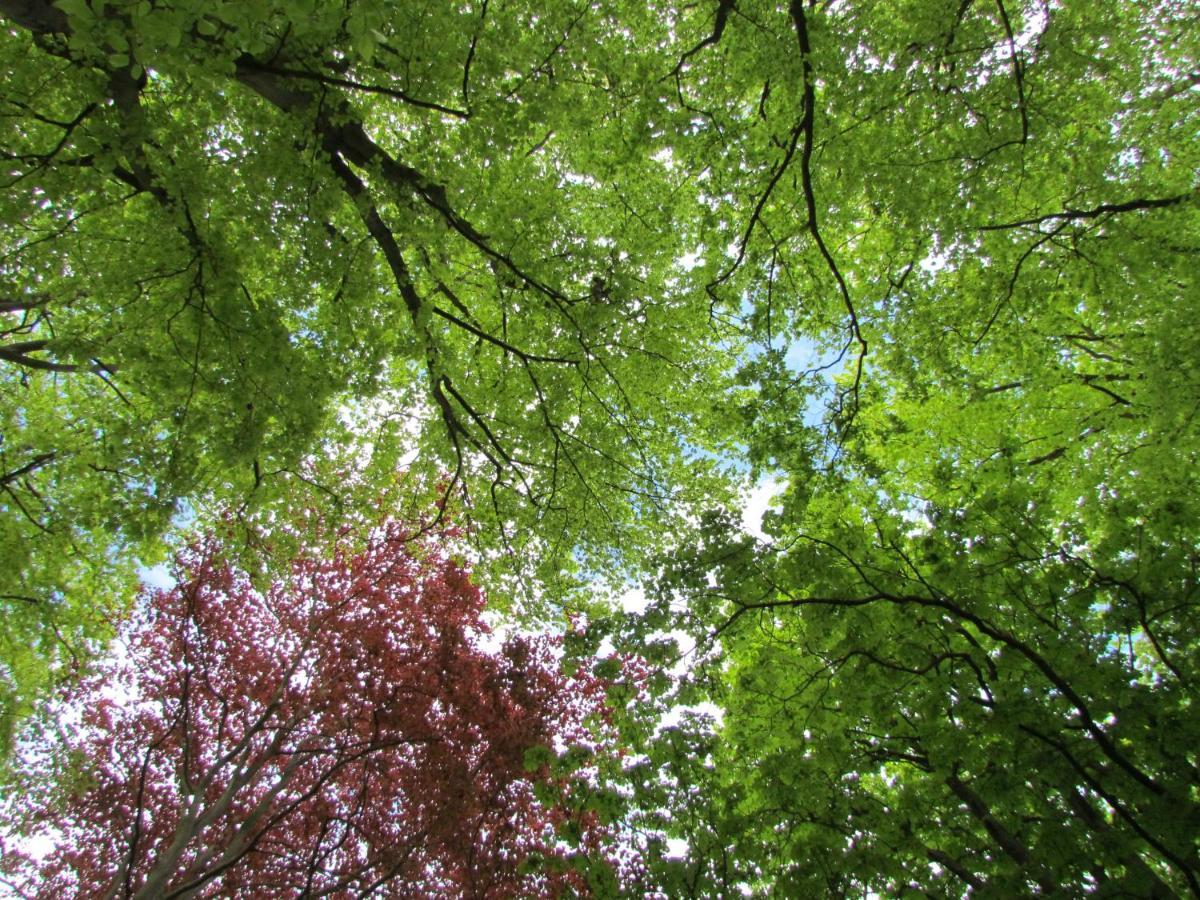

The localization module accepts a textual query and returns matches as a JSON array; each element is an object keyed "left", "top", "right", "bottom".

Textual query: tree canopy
[
  {"left": 0, "top": 510, "right": 626, "bottom": 897},
  {"left": 595, "top": 0, "right": 1200, "bottom": 893},
  {"left": 2, "top": 0, "right": 1198, "bottom": 895},
  {"left": 0, "top": 0, "right": 736, "bottom": 727}
]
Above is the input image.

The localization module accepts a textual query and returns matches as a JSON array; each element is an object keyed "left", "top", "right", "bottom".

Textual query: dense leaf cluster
[
  {"left": 601, "top": 0, "right": 1200, "bottom": 894},
  {"left": 1, "top": 515, "right": 625, "bottom": 896}
]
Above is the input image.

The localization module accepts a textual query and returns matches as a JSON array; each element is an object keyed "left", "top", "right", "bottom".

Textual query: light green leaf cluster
[{"left": 0, "top": 0, "right": 741, "bottom": 736}]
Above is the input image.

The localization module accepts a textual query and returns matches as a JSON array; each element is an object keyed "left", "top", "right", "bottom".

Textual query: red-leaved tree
[{"left": 0, "top": 514, "right": 622, "bottom": 898}]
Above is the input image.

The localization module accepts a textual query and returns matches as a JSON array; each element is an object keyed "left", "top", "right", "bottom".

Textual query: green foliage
[
  {"left": 599, "top": 0, "right": 1199, "bottom": 894},
  {"left": 0, "top": 0, "right": 738, "bottom": 729},
  {"left": 2, "top": 0, "right": 1198, "bottom": 893}
]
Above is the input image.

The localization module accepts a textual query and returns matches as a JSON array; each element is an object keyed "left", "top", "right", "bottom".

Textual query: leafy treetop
[
  {"left": 1, "top": 509, "right": 627, "bottom": 898},
  {"left": 0, "top": 0, "right": 737, "bottom": 727}
]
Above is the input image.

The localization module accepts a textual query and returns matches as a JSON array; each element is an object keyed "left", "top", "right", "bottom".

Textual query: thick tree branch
[
  {"left": 0, "top": 295, "right": 51, "bottom": 315},
  {"left": 1063, "top": 787, "right": 1182, "bottom": 898},
  {"left": 1019, "top": 723, "right": 1200, "bottom": 895},
  {"left": 945, "top": 773, "right": 1038, "bottom": 873},
  {"left": 670, "top": 0, "right": 737, "bottom": 77},
  {"left": 789, "top": 0, "right": 866, "bottom": 415},
  {"left": 0, "top": 339, "right": 114, "bottom": 373},
  {"left": 0, "top": 451, "right": 55, "bottom": 488},
  {"left": 0, "top": 0, "right": 66, "bottom": 34},
  {"left": 461, "top": 0, "right": 488, "bottom": 111},
  {"left": 979, "top": 192, "right": 1194, "bottom": 231},
  {"left": 992, "top": 0, "right": 1029, "bottom": 144},
  {"left": 234, "top": 60, "right": 577, "bottom": 318}
]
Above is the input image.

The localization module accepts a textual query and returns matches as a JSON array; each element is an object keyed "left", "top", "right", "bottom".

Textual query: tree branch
[
  {"left": 715, "top": 577, "right": 1170, "bottom": 800},
  {"left": 979, "top": 192, "right": 1194, "bottom": 231},
  {"left": 789, "top": 0, "right": 866, "bottom": 418},
  {"left": 0, "top": 451, "right": 56, "bottom": 488},
  {"left": 992, "top": 0, "right": 1029, "bottom": 144},
  {"left": 0, "top": 0, "right": 67, "bottom": 34},
  {"left": 669, "top": 0, "right": 737, "bottom": 77},
  {"left": 238, "top": 60, "right": 468, "bottom": 118},
  {"left": 431, "top": 305, "right": 578, "bottom": 366}
]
